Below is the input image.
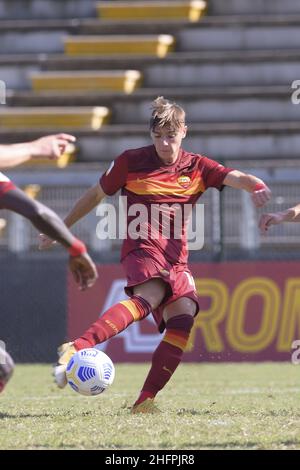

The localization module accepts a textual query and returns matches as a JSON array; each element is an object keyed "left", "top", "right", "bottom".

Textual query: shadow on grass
[
  {"left": 178, "top": 438, "right": 300, "bottom": 450},
  {"left": 180, "top": 441, "right": 259, "bottom": 449},
  {"left": 0, "top": 409, "right": 97, "bottom": 419},
  {"left": 177, "top": 406, "right": 217, "bottom": 416},
  {"left": 0, "top": 411, "right": 54, "bottom": 419},
  {"left": 177, "top": 408, "right": 300, "bottom": 418}
]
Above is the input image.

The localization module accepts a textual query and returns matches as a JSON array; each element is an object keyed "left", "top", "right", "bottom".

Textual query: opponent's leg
[
  {"left": 132, "top": 297, "right": 196, "bottom": 413},
  {"left": 0, "top": 344, "right": 14, "bottom": 393}
]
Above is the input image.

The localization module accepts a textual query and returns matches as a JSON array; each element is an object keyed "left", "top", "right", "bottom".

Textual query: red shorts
[{"left": 122, "top": 249, "right": 199, "bottom": 332}]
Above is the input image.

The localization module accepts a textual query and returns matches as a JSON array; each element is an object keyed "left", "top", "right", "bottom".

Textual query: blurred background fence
[{"left": 2, "top": 159, "right": 300, "bottom": 262}]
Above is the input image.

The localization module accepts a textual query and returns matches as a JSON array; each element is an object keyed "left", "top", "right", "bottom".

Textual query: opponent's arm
[
  {"left": 2, "top": 187, "right": 79, "bottom": 245},
  {"left": 39, "top": 183, "right": 106, "bottom": 250},
  {"left": 1, "top": 187, "right": 97, "bottom": 290},
  {"left": 0, "top": 134, "right": 76, "bottom": 168},
  {"left": 259, "top": 204, "right": 300, "bottom": 232},
  {"left": 223, "top": 170, "right": 271, "bottom": 207}
]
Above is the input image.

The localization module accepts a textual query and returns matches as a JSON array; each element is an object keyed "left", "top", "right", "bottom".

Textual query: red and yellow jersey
[{"left": 100, "top": 145, "right": 232, "bottom": 264}]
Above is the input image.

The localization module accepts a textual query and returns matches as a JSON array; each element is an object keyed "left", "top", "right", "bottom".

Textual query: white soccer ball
[{"left": 66, "top": 348, "right": 115, "bottom": 396}]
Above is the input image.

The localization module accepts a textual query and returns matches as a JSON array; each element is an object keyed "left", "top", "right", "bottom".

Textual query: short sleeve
[
  {"left": 199, "top": 157, "right": 233, "bottom": 191},
  {"left": 99, "top": 152, "right": 128, "bottom": 196}
]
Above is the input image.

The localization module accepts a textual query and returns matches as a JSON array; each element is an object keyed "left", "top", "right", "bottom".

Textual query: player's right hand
[
  {"left": 259, "top": 212, "right": 285, "bottom": 234},
  {"left": 251, "top": 184, "right": 272, "bottom": 208},
  {"left": 31, "top": 134, "right": 76, "bottom": 160},
  {"left": 38, "top": 233, "right": 57, "bottom": 250},
  {"left": 68, "top": 252, "right": 98, "bottom": 291}
]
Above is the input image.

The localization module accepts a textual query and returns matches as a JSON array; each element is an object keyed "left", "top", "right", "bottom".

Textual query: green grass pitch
[{"left": 0, "top": 363, "right": 299, "bottom": 450}]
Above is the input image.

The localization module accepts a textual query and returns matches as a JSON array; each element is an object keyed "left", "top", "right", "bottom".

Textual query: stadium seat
[
  {"left": 97, "top": 1, "right": 207, "bottom": 22},
  {"left": 64, "top": 34, "right": 175, "bottom": 58},
  {"left": 31, "top": 70, "right": 142, "bottom": 94},
  {"left": 0, "top": 106, "right": 111, "bottom": 130}
]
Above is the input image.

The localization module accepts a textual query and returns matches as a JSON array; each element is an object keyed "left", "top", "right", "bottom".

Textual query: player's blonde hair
[{"left": 150, "top": 96, "right": 186, "bottom": 131}]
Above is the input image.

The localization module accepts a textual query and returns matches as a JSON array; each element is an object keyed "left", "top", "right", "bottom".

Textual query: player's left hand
[
  {"left": 69, "top": 252, "right": 98, "bottom": 291},
  {"left": 251, "top": 183, "right": 272, "bottom": 208}
]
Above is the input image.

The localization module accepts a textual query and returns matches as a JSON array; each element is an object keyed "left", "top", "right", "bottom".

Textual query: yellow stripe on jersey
[{"left": 125, "top": 175, "right": 205, "bottom": 196}]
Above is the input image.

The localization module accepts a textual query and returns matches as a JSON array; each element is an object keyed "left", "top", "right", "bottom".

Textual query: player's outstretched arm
[
  {"left": 223, "top": 170, "right": 271, "bottom": 208},
  {"left": 259, "top": 204, "right": 300, "bottom": 233},
  {"left": 0, "top": 187, "right": 97, "bottom": 290},
  {"left": 39, "top": 183, "right": 106, "bottom": 250},
  {"left": 0, "top": 134, "right": 76, "bottom": 168},
  {"left": 64, "top": 183, "right": 106, "bottom": 228}
]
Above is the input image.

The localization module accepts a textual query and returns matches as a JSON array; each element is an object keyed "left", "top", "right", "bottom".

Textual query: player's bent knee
[
  {"left": 164, "top": 297, "right": 197, "bottom": 322},
  {"left": 165, "top": 314, "right": 194, "bottom": 333},
  {"left": 185, "top": 299, "right": 197, "bottom": 316}
]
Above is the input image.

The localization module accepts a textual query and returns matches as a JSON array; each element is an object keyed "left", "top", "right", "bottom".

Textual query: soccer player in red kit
[
  {"left": 0, "top": 134, "right": 98, "bottom": 394},
  {"left": 43, "top": 97, "right": 271, "bottom": 413}
]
